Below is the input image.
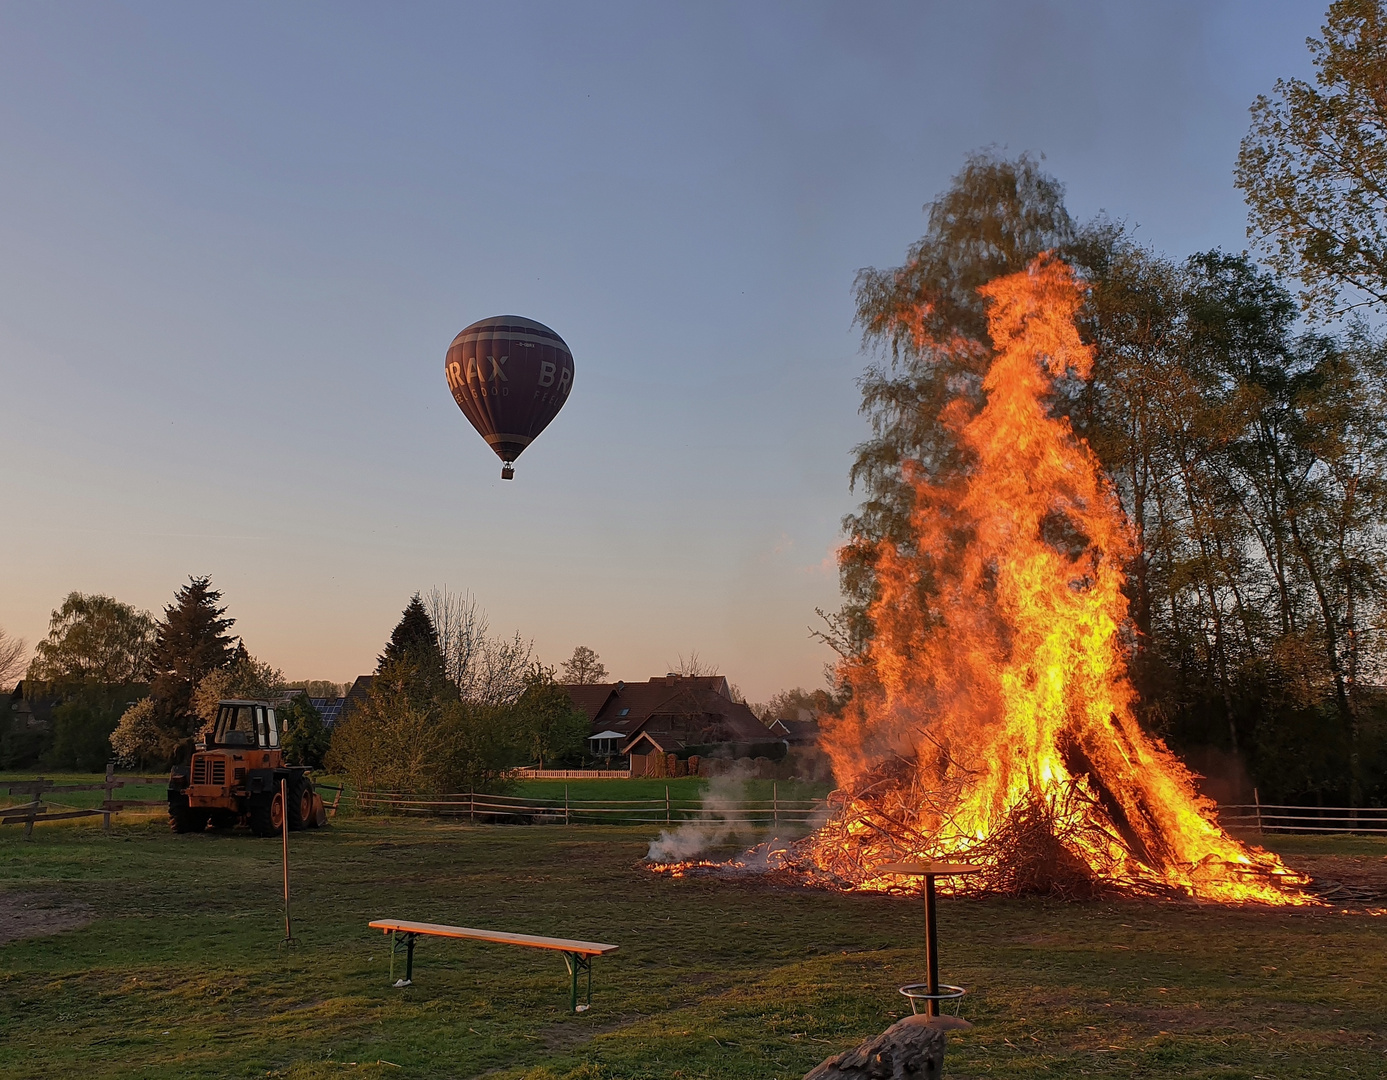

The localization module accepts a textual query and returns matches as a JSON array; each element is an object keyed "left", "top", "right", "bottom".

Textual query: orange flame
[{"left": 798, "top": 255, "right": 1306, "bottom": 904}]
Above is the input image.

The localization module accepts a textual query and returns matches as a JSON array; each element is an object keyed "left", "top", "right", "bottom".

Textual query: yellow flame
[{"left": 802, "top": 256, "right": 1308, "bottom": 905}]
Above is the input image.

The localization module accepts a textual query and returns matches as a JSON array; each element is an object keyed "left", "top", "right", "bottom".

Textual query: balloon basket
[{"left": 501, "top": 464, "right": 515, "bottom": 480}]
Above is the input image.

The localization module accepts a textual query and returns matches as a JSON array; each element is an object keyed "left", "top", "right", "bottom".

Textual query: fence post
[
  {"left": 665, "top": 785, "right": 670, "bottom": 825},
  {"left": 565, "top": 784, "right": 570, "bottom": 826},
  {"left": 470, "top": 790, "right": 475, "bottom": 824},
  {"left": 23, "top": 778, "right": 43, "bottom": 841},
  {"left": 1253, "top": 787, "right": 1263, "bottom": 835},
  {"left": 773, "top": 781, "right": 778, "bottom": 829},
  {"left": 103, "top": 763, "right": 115, "bottom": 833}
]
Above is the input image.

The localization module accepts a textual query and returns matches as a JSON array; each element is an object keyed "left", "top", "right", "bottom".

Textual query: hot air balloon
[{"left": 444, "top": 315, "right": 574, "bottom": 480}]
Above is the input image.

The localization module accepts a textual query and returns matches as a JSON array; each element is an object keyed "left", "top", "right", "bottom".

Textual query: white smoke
[
  {"left": 645, "top": 763, "right": 830, "bottom": 865},
  {"left": 645, "top": 763, "right": 755, "bottom": 863}
]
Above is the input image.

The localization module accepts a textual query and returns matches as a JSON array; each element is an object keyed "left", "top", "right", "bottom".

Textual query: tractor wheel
[
  {"left": 169, "top": 792, "right": 195, "bottom": 833},
  {"left": 249, "top": 791, "right": 284, "bottom": 837},
  {"left": 287, "top": 776, "right": 313, "bottom": 831}
]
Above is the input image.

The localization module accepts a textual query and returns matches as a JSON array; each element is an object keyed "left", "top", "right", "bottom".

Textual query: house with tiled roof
[{"left": 563, "top": 673, "right": 781, "bottom": 767}]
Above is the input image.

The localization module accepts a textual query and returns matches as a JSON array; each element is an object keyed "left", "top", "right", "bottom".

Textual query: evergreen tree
[
  {"left": 281, "top": 693, "right": 330, "bottom": 769},
  {"left": 378, "top": 593, "right": 448, "bottom": 692},
  {"left": 148, "top": 576, "right": 236, "bottom": 734}
]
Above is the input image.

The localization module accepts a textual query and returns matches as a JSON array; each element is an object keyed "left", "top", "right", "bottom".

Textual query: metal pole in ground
[
  {"left": 773, "top": 781, "right": 778, "bottom": 829},
  {"left": 565, "top": 784, "right": 570, "bottom": 826},
  {"left": 665, "top": 785, "right": 670, "bottom": 825},
  {"left": 280, "top": 778, "right": 298, "bottom": 947}
]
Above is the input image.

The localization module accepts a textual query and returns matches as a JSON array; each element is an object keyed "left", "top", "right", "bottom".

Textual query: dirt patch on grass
[
  {"left": 0, "top": 889, "right": 94, "bottom": 944},
  {"left": 1281, "top": 852, "right": 1387, "bottom": 889}
]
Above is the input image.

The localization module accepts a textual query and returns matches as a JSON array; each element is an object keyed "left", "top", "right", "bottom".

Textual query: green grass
[
  {"left": 1, "top": 817, "right": 1384, "bottom": 1080},
  {"left": 0, "top": 771, "right": 166, "bottom": 812}
]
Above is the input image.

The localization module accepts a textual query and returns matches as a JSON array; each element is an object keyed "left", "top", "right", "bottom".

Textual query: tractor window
[
  {"left": 215, "top": 705, "right": 257, "bottom": 747},
  {"left": 260, "top": 708, "right": 280, "bottom": 748}
]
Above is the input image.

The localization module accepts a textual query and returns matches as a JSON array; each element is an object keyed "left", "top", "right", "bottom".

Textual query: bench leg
[
  {"left": 389, "top": 931, "right": 416, "bottom": 987},
  {"left": 562, "top": 952, "right": 593, "bottom": 1013}
]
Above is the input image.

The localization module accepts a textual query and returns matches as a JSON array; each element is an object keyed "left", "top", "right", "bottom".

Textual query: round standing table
[{"left": 876, "top": 861, "right": 982, "bottom": 1016}]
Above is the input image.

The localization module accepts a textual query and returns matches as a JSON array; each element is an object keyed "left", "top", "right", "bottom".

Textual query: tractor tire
[
  {"left": 287, "top": 775, "right": 314, "bottom": 831},
  {"left": 170, "top": 793, "right": 210, "bottom": 834},
  {"left": 169, "top": 791, "right": 195, "bottom": 833},
  {"left": 249, "top": 790, "right": 284, "bottom": 837}
]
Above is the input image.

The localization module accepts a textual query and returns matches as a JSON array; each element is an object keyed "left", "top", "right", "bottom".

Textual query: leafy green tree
[
  {"left": 110, "top": 698, "right": 167, "bottom": 769},
  {"left": 48, "top": 686, "right": 145, "bottom": 770},
  {"left": 189, "top": 644, "right": 284, "bottom": 728},
  {"left": 560, "top": 645, "right": 607, "bottom": 684},
  {"left": 280, "top": 693, "right": 331, "bottom": 769},
  {"left": 834, "top": 150, "right": 1117, "bottom": 654},
  {"left": 753, "top": 686, "right": 837, "bottom": 723},
  {"left": 27, "top": 593, "right": 155, "bottom": 687},
  {"left": 326, "top": 657, "right": 514, "bottom": 795},
  {"left": 507, "top": 665, "right": 590, "bottom": 768},
  {"left": 1237, "top": 0, "right": 1387, "bottom": 315},
  {"left": 294, "top": 679, "right": 345, "bottom": 698}
]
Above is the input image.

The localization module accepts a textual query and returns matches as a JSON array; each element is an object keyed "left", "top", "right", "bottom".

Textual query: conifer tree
[
  {"left": 148, "top": 576, "right": 236, "bottom": 730},
  {"left": 377, "top": 594, "right": 449, "bottom": 697}
]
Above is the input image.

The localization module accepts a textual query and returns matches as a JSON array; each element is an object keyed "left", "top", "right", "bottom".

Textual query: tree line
[
  {"left": 324, "top": 590, "right": 592, "bottom": 794},
  {"left": 0, "top": 579, "right": 601, "bottom": 791},
  {"left": 830, "top": 3, "right": 1387, "bottom": 809}
]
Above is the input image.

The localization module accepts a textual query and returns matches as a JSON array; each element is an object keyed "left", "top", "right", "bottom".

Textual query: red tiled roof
[{"left": 561, "top": 675, "right": 771, "bottom": 753}]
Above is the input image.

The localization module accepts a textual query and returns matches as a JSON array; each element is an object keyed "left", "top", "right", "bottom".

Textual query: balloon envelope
[{"left": 444, "top": 315, "right": 574, "bottom": 478}]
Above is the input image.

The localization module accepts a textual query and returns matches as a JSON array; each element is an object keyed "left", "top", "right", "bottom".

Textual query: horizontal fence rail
[
  {"left": 353, "top": 787, "right": 827, "bottom": 827},
  {"left": 1, "top": 769, "right": 168, "bottom": 837},
  {"left": 2, "top": 772, "right": 344, "bottom": 835},
  {"left": 1219, "top": 804, "right": 1387, "bottom": 835}
]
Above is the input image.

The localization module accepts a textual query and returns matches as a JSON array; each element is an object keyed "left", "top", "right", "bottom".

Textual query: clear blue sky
[{"left": 0, "top": 1, "right": 1321, "bottom": 700}]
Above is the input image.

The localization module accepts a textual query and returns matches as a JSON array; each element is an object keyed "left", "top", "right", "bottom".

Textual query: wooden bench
[{"left": 368, "top": 919, "right": 618, "bottom": 1013}]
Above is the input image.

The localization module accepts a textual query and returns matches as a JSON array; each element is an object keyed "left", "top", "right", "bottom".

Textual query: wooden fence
[
  {"left": 1, "top": 772, "right": 345, "bottom": 836},
  {"left": 1219, "top": 803, "right": 1387, "bottom": 835},
  {"left": 354, "top": 783, "right": 826, "bottom": 827},
  {"left": 1, "top": 765, "right": 167, "bottom": 837}
]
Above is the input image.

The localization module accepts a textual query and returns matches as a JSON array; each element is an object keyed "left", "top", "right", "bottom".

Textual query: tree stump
[{"left": 803, "top": 1015, "right": 966, "bottom": 1080}]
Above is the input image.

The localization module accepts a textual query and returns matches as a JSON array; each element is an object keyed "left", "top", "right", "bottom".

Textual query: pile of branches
[{"left": 776, "top": 760, "right": 1149, "bottom": 899}]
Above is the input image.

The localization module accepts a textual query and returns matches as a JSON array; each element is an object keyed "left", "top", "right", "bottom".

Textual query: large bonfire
[{"left": 787, "top": 255, "right": 1305, "bottom": 904}]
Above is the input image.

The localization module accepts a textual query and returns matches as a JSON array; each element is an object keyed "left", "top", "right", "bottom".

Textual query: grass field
[{"left": 1, "top": 811, "right": 1385, "bottom": 1080}]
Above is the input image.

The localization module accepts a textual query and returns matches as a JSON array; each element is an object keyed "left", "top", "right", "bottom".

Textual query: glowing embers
[{"left": 789, "top": 256, "right": 1307, "bottom": 905}]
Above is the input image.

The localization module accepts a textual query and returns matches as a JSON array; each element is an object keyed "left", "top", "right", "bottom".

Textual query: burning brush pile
[{"left": 667, "top": 257, "right": 1308, "bottom": 905}]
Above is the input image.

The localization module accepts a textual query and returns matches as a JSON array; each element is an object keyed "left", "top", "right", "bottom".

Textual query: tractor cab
[{"left": 204, "top": 700, "right": 280, "bottom": 751}]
